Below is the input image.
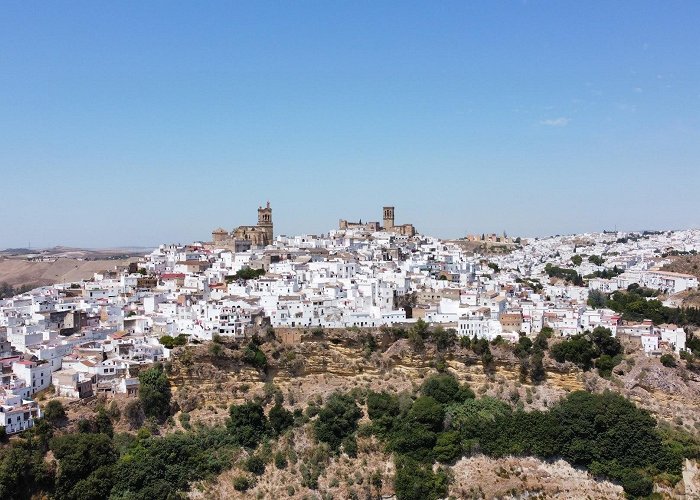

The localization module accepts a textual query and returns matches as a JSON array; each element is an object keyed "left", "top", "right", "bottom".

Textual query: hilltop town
[
  {"left": 1, "top": 204, "right": 699, "bottom": 430},
  {"left": 1, "top": 204, "right": 700, "bottom": 498}
]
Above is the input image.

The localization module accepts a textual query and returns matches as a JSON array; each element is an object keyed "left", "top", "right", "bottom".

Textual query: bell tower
[
  {"left": 383, "top": 206, "right": 395, "bottom": 230},
  {"left": 257, "top": 201, "right": 273, "bottom": 244}
]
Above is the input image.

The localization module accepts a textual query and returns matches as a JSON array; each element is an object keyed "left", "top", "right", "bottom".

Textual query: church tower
[
  {"left": 257, "top": 201, "right": 273, "bottom": 244},
  {"left": 383, "top": 206, "right": 395, "bottom": 230}
]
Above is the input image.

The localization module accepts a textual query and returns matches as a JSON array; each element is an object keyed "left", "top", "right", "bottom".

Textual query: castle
[
  {"left": 339, "top": 206, "right": 416, "bottom": 237},
  {"left": 212, "top": 202, "right": 273, "bottom": 250}
]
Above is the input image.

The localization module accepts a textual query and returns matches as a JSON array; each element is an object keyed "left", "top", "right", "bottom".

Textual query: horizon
[
  {"left": 2, "top": 2, "right": 699, "bottom": 248},
  {"left": 2, "top": 219, "right": 698, "bottom": 253}
]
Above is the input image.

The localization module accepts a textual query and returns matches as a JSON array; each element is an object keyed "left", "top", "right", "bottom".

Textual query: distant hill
[
  {"left": 0, "top": 256, "right": 140, "bottom": 290},
  {"left": 0, "top": 248, "right": 32, "bottom": 255},
  {"left": 662, "top": 254, "right": 700, "bottom": 279}
]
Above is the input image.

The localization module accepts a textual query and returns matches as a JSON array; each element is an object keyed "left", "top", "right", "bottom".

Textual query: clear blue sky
[{"left": 2, "top": 1, "right": 699, "bottom": 248}]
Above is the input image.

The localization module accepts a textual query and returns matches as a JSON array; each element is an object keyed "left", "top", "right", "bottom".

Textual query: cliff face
[
  {"left": 167, "top": 331, "right": 700, "bottom": 499},
  {"left": 168, "top": 331, "right": 700, "bottom": 431}
]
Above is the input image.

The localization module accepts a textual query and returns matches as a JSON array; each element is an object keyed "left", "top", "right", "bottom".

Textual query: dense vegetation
[
  {"left": 584, "top": 266, "right": 624, "bottom": 280},
  {"left": 590, "top": 284, "right": 700, "bottom": 327},
  {"left": 550, "top": 326, "right": 623, "bottom": 376},
  {"left": 0, "top": 390, "right": 299, "bottom": 499},
  {"left": 2, "top": 330, "right": 699, "bottom": 499},
  {"left": 0, "top": 282, "right": 33, "bottom": 299},
  {"left": 363, "top": 373, "right": 698, "bottom": 498},
  {"left": 226, "top": 266, "right": 266, "bottom": 282},
  {"left": 544, "top": 263, "right": 584, "bottom": 286},
  {"left": 158, "top": 333, "right": 188, "bottom": 349}
]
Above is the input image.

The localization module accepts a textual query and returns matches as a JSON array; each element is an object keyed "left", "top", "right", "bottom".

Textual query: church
[
  {"left": 211, "top": 202, "right": 274, "bottom": 250},
  {"left": 339, "top": 206, "right": 416, "bottom": 237}
]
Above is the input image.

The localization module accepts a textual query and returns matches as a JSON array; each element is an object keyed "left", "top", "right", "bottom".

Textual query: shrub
[
  {"left": 394, "top": 456, "right": 450, "bottom": 500},
  {"left": 421, "top": 373, "right": 474, "bottom": 405},
  {"left": 433, "top": 431, "right": 462, "bottom": 463},
  {"left": 274, "top": 451, "right": 288, "bottom": 469},
  {"left": 314, "top": 393, "right": 362, "bottom": 450},
  {"left": 43, "top": 400, "right": 66, "bottom": 426},
  {"left": 269, "top": 403, "right": 294, "bottom": 436},
  {"left": 138, "top": 363, "right": 171, "bottom": 422},
  {"left": 243, "top": 343, "right": 268, "bottom": 370},
  {"left": 227, "top": 402, "right": 268, "bottom": 448},
  {"left": 621, "top": 469, "right": 653, "bottom": 497},
  {"left": 245, "top": 455, "right": 265, "bottom": 475},
  {"left": 123, "top": 399, "right": 145, "bottom": 429},
  {"left": 179, "top": 412, "right": 191, "bottom": 430},
  {"left": 233, "top": 475, "right": 252, "bottom": 492},
  {"left": 660, "top": 354, "right": 677, "bottom": 368}
]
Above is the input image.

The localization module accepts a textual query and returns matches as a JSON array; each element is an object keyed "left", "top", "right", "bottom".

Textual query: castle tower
[
  {"left": 257, "top": 201, "right": 273, "bottom": 244},
  {"left": 383, "top": 206, "right": 395, "bottom": 230}
]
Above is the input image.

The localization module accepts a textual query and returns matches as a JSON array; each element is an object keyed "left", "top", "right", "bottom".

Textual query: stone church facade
[{"left": 212, "top": 202, "right": 273, "bottom": 250}]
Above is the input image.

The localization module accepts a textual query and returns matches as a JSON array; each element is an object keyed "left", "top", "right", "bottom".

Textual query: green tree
[
  {"left": 660, "top": 354, "right": 677, "bottom": 368},
  {"left": 314, "top": 393, "right": 362, "bottom": 450},
  {"left": 587, "top": 290, "right": 608, "bottom": 309},
  {"left": 514, "top": 335, "right": 533, "bottom": 359},
  {"left": 407, "top": 396, "right": 445, "bottom": 433},
  {"left": 394, "top": 456, "right": 450, "bottom": 500},
  {"left": 0, "top": 444, "right": 53, "bottom": 499},
  {"left": 43, "top": 400, "right": 66, "bottom": 426},
  {"left": 269, "top": 403, "right": 294, "bottom": 436},
  {"left": 243, "top": 342, "right": 268, "bottom": 370},
  {"left": 227, "top": 402, "right": 268, "bottom": 448},
  {"left": 431, "top": 326, "right": 457, "bottom": 352},
  {"left": 588, "top": 255, "right": 605, "bottom": 266},
  {"left": 590, "top": 327, "right": 622, "bottom": 357},
  {"left": 245, "top": 455, "right": 265, "bottom": 475},
  {"left": 433, "top": 431, "right": 462, "bottom": 463},
  {"left": 550, "top": 335, "right": 598, "bottom": 370},
  {"left": 124, "top": 399, "right": 145, "bottom": 429},
  {"left": 421, "top": 373, "right": 473, "bottom": 405},
  {"left": 50, "top": 432, "right": 118, "bottom": 499},
  {"left": 138, "top": 363, "right": 171, "bottom": 422},
  {"left": 95, "top": 408, "right": 114, "bottom": 437}
]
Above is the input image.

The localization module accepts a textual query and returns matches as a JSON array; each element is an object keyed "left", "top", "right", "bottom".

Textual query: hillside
[
  {"left": 662, "top": 254, "right": 700, "bottom": 279},
  {"left": 0, "top": 256, "right": 138, "bottom": 289},
  {"left": 163, "top": 329, "right": 700, "bottom": 499},
  {"left": 8, "top": 328, "right": 700, "bottom": 499}
]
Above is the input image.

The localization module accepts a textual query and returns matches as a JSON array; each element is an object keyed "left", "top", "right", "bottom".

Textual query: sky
[{"left": 1, "top": 1, "right": 699, "bottom": 248}]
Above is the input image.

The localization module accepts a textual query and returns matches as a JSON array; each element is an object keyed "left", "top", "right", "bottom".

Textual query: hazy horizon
[
  {"left": 2, "top": 2, "right": 699, "bottom": 248},
  {"left": 2, "top": 220, "right": 697, "bottom": 252}
]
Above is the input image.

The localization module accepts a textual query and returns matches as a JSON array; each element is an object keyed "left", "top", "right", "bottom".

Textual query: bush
[
  {"left": 595, "top": 354, "right": 618, "bottom": 377},
  {"left": 138, "top": 363, "right": 171, "bottom": 422},
  {"left": 342, "top": 435, "right": 358, "bottom": 458},
  {"left": 123, "top": 400, "right": 145, "bottom": 429},
  {"left": 50, "top": 432, "right": 118, "bottom": 499},
  {"left": 227, "top": 402, "right": 268, "bottom": 448},
  {"left": 421, "top": 373, "right": 474, "bottom": 405},
  {"left": 208, "top": 342, "right": 223, "bottom": 357},
  {"left": 245, "top": 455, "right": 265, "bottom": 475},
  {"left": 179, "top": 412, "right": 191, "bottom": 430},
  {"left": 274, "top": 451, "right": 288, "bottom": 469},
  {"left": 243, "top": 343, "right": 268, "bottom": 370},
  {"left": 43, "top": 400, "right": 66, "bottom": 426},
  {"left": 269, "top": 403, "right": 294, "bottom": 436},
  {"left": 314, "top": 393, "right": 362, "bottom": 450},
  {"left": 233, "top": 475, "right": 252, "bottom": 492},
  {"left": 433, "top": 431, "right": 462, "bottom": 463},
  {"left": 660, "top": 354, "right": 677, "bottom": 368},
  {"left": 407, "top": 397, "right": 445, "bottom": 433},
  {"left": 394, "top": 456, "right": 450, "bottom": 500},
  {"left": 621, "top": 469, "right": 653, "bottom": 497}
]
